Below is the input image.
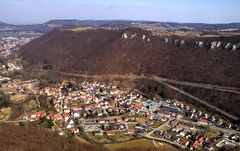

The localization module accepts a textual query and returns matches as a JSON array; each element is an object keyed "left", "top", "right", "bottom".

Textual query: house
[
  {"left": 108, "top": 119, "right": 115, "bottom": 124},
  {"left": 30, "top": 111, "right": 45, "bottom": 121},
  {"left": 73, "top": 112, "right": 80, "bottom": 118},
  {"left": 106, "top": 131, "right": 115, "bottom": 136},
  {"left": 66, "top": 120, "right": 74, "bottom": 129},
  {"left": 179, "top": 129, "right": 188, "bottom": 137},
  {"left": 63, "top": 113, "right": 69, "bottom": 121},
  {"left": 118, "top": 123, "right": 126, "bottom": 129},
  {"left": 198, "top": 118, "right": 209, "bottom": 125},
  {"left": 126, "top": 129, "right": 135, "bottom": 135},
  {"left": 180, "top": 137, "right": 190, "bottom": 147},
  {"left": 172, "top": 127, "right": 184, "bottom": 133},
  {"left": 22, "top": 115, "right": 29, "bottom": 120},
  {"left": 72, "top": 106, "right": 83, "bottom": 112},
  {"left": 191, "top": 140, "right": 200, "bottom": 150},
  {"left": 156, "top": 109, "right": 171, "bottom": 117},
  {"left": 52, "top": 113, "right": 62, "bottom": 121},
  {"left": 134, "top": 102, "right": 144, "bottom": 110},
  {"left": 71, "top": 127, "right": 79, "bottom": 134},
  {"left": 98, "top": 118, "right": 106, "bottom": 124},
  {"left": 197, "top": 136, "right": 205, "bottom": 146},
  {"left": 96, "top": 109, "right": 103, "bottom": 116},
  {"left": 94, "top": 131, "right": 104, "bottom": 136},
  {"left": 64, "top": 108, "right": 71, "bottom": 113},
  {"left": 110, "top": 88, "right": 119, "bottom": 95},
  {"left": 116, "top": 117, "right": 123, "bottom": 123}
]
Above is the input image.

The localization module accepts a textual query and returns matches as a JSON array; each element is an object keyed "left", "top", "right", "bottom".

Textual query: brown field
[
  {"left": 105, "top": 138, "right": 180, "bottom": 151},
  {"left": 0, "top": 123, "right": 106, "bottom": 151},
  {"left": 10, "top": 93, "right": 29, "bottom": 104}
]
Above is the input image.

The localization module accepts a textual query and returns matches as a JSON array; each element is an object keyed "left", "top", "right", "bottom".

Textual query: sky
[{"left": 0, "top": 0, "right": 240, "bottom": 24}]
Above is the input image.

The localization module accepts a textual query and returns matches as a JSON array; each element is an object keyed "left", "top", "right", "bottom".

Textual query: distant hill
[
  {"left": 19, "top": 27, "right": 240, "bottom": 87},
  {"left": 1, "top": 20, "right": 240, "bottom": 35},
  {"left": 43, "top": 19, "right": 157, "bottom": 28},
  {"left": 43, "top": 20, "right": 240, "bottom": 30},
  {"left": 166, "top": 22, "right": 240, "bottom": 31},
  {"left": 0, "top": 21, "right": 8, "bottom": 26}
]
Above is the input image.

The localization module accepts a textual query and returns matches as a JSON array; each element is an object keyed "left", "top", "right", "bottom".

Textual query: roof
[
  {"left": 198, "top": 118, "right": 209, "bottom": 124},
  {"left": 181, "top": 137, "right": 189, "bottom": 145},
  {"left": 116, "top": 117, "right": 123, "bottom": 122},
  {"left": 52, "top": 114, "right": 62, "bottom": 120}
]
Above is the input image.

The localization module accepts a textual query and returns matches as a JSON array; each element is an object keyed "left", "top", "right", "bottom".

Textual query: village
[
  {"left": 0, "top": 36, "right": 36, "bottom": 58},
  {"left": 0, "top": 76, "right": 236, "bottom": 151}
]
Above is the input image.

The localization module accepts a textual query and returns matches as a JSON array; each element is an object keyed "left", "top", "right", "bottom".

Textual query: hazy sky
[{"left": 0, "top": 0, "right": 240, "bottom": 24}]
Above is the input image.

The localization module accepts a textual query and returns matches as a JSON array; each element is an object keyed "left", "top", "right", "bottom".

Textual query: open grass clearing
[
  {"left": 105, "top": 138, "right": 180, "bottom": 151},
  {"left": 74, "top": 135, "right": 91, "bottom": 144},
  {"left": 10, "top": 93, "right": 29, "bottom": 104}
]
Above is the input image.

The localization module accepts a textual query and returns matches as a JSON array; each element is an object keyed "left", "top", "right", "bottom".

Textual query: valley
[{"left": 0, "top": 20, "right": 240, "bottom": 151}]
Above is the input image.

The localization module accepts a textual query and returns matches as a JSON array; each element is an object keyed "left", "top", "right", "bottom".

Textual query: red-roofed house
[{"left": 197, "top": 118, "right": 209, "bottom": 125}]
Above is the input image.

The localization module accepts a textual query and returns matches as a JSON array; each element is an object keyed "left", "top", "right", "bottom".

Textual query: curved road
[
  {"left": 59, "top": 72, "right": 240, "bottom": 94},
  {"left": 151, "top": 75, "right": 240, "bottom": 95},
  {"left": 155, "top": 80, "right": 240, "bottom": 121}
]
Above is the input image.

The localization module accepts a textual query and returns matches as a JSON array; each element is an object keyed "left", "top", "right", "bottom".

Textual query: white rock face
[
  {"left": 225, "top": 43, "right": 231, "bottom": 49},
  {"left": 236, "top": 42, "right": 240, "bottom": 49},
  {"left": 210, "top": 41, "right": 217, "bottom": 49},
  {"left": 142, "top": 35, "right": 146, "bottom": 40},
  {"left": 180, "top": 40, "right": 185, "bottom": 45},
  {"left": 174, "top": 40, "right": 179, "bottom": 45},
  {"left": 216, "top": 42, "right": 221, "bottom": 48},
  {"left": 232, "top": 45, "right": 237, "bottom": 50},
  {"left": 198, "top": 41, "right": 204, "bottom": 47},
  {"left": 164, "top": 38, "right": 169, "bottom": 43},
  {"left": 122, "top": 33, "right": 128, "bottom": 39},
  {"left": 131, "top": 33, "right": 137, "bottom": 39}
]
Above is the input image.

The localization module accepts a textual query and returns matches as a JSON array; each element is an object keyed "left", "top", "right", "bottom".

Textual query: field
[
  {"left": 69, "top": 27, "right": 94, "bottom": 32},
  {"left": 10, "top": 93, "right": 29, "bottom": 104},
  {"left": 74, "top": 135, "right": 90, "bottom": 144},
  {"left": 0, "top": 123, "right": 107, "bottom": 151},
  {"left": 0, "top": 107, "right": 12, "bottom": 120},
  {"left": 105, "top": 138, "right": 180, "bottom": 151},
  {"left": 204, "top": 128, "right": 221, "bottom": 140},
  {"left": 151, "top": 120, "right": 164, "bottom": 128}
]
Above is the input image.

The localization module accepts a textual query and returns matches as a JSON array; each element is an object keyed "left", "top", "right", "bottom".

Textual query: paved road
[
  {"left": 59, "top": 72, "right": 240, "bottom": 94},
  {"left": 0, "top": 119, "right": 28, "bottom": 124},
  {"left": 151, "top": 75, "right": 240, "bottom": 95},
  {"left": 35, "top": 94, "right": 41, "bottom": 108},
  {"left": 156, "top": 80, "right": 239, "bottom": 121},
  {"left": 175, "top": 117, "right": 240, "bottom": 135},
  {"left": 142, "top": 117, "right": 240, "bottom": 150}
]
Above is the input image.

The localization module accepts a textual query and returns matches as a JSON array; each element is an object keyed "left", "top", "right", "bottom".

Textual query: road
[
  {"left": 58, "top": 72, "right": 240, "bottom": 121},
  {"left": 0, "top": 119, "right": 28, "bottom": 124},
  {"left": 53, "top": 121, "right": 64, "bottom": 135},
  {"left": 142, "top": 121, "right": 185, "bottom": 150},
  {"left": 156, "top": 80, "right": 239, "bottom": 121},
  {"left": 35, "top": 94, "right": 41, "bottom": 108},
  {"left": 152, "top": 138, "right": 160, "bottom": 151},
  {"left": 151, "top": 75, "right": 240, "bottom": 95},
  {"left": 142, "top": 116, "right": 240, "bottom": 150},
  {"left": 59, "top": 72, "right": 240, "bottom": 94},
  {"left": 174, "top": 117, "right": 240, "bottom": 135}
]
